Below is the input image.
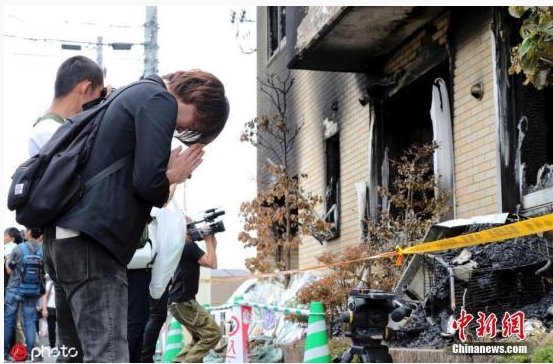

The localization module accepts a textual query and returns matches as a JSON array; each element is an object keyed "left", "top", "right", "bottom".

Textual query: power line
[
  {"left": 10, "top": 52, "right": 143, "bottom": 62},
  {"left": 4, "top": 33, "right": 143, "bottom": 47}
]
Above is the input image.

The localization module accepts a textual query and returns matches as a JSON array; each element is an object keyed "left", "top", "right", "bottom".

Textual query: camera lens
[{"left": 342, "top": 310, "right": 353, "bottom": 324}]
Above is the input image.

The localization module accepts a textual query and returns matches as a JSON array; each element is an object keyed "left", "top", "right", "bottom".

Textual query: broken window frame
[
  {"left": 322, "top": 116, "right": 340, "bottom": 241},
  {"left": 430, "top": 77, "right": 456, "bottom": 220}
]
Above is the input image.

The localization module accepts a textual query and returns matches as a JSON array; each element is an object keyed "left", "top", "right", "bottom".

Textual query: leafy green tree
[{"left": 508, "top": 6, "right": 553, "bottom": 90}]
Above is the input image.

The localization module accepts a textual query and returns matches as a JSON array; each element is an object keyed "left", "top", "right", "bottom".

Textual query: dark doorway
[{"left": 382, "top": 63, "right": 449, "bottom": 161}]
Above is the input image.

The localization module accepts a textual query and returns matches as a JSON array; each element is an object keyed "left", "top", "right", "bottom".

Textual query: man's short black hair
[
  {"left": 26, "top": 228, "right": 43, "bottom": 240},
  {"left": 54, "top": 55, "right": 104, "bottom": 99}
]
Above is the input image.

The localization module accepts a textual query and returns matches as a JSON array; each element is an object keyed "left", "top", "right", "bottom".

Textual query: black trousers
[
  {"left": 127, "top": 268, "right": 152, "bottom": 363},
  {"left": 140, "top": 284, "right": 169, "bottom": 363},
  {"left": 35, "top": 307, "right": 57, "bottom": 348},
  {"left": 46, "top": 308, "right": 56, "bottom": 348}
]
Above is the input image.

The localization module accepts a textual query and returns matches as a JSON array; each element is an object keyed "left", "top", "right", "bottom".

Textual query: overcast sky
[{"left": 2, "top": 6, "right": 257, "bottom": 269}]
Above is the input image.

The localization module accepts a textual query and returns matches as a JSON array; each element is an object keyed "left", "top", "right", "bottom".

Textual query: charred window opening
[
  {"left": 379, "top": 63, "right": 450, "bottom": 216},
  {"left": 515, "top": 78, "right": 553, "bottom": 192},
  {"left": 269, "top": 193, "right": 298, "bottom": 265},
  {"left": 269, "top": 193, "right": 299, "bottom": 240},
  {"left": 324, "top": 132, "right": 340, "bottom": 239},
  {"left": 268, "top": 6, "right": 286, "bottom": 58},
  {"left": 508, "top": 15, "right": 553, "bottom": 212},
  {"left": 309, "top": 113, "right": 340, "bottom": 244}
]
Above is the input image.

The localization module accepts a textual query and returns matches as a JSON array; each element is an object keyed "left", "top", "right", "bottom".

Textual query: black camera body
[
  {"left": 187, "top": 208, "right": 225, "bottom": 242},
  {"left": 342, "top": 289, "right": 397, "bottom": 341},
  {"left": 82, "top": 87, "right": 116, "bottom": 111}
]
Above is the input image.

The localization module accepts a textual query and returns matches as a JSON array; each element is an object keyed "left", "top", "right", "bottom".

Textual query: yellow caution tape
[
  {"left": 199, "top": 250, "right": 399, "bottom": 283},
  {"left": 395, "top": 245, "right": 405, "bottom": 266},
  {"left": 399, "top": 212, "right": 553, "bottom": 255},
  {"left": 200, "top": 213, "right": 552, "bottom": 282}
]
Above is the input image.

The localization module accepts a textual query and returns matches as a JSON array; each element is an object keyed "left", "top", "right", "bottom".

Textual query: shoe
[{"left": 4, "top": 354, "right": 15, "bottom": 362}]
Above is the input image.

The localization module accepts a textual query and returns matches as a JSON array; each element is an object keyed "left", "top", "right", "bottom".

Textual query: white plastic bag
[
  {"left": 127, "top": 243, "right": 153, "bottom": 270},
  {"left": 39, "top": 318, "right": 48, "bottom": 338},
  {"left": 149, "top": 198, "right": 186, "bottom": 299}
]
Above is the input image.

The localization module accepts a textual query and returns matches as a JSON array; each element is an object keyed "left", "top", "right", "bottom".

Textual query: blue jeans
[
  {"left": 4, "top": 288, "right": 38, "bottom": 356},
  {"left": 43, "top": 232, "right": 129, "bottom": 363}
]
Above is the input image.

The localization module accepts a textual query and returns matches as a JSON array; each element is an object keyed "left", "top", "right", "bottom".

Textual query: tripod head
[{"left": 337, "top": 289, "right": 414, "bottom": 363}]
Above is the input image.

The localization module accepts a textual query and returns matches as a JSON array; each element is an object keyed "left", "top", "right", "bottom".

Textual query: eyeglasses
[{"left": 173, "top": 129, "right": 206, "bottom": 146}]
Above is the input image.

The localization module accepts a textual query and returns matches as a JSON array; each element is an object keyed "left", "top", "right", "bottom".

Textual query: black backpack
[{"left": 7, "top": 80, "right": 153, "bottom": 228}]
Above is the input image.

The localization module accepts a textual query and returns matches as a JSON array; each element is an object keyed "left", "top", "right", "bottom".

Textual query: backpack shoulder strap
[
  {"left": 19, "top": 243, "right": 30, "bottom": 257},
  {"left": 97, "top": 78, "right": 160, "bottom": 108},
  {"left": 33, "top": 113, "right": 64, "bottom": 127},
  {"left": 19, "top": 242, "right": 41, "bottom": 257},
  {"left": 84, "top": 154, "right": 132, "bottom": 189}
]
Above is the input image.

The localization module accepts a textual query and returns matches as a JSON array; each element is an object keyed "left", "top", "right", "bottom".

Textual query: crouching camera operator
[{"left": 167, "top": 209, "right": 225, "bottom": 363}]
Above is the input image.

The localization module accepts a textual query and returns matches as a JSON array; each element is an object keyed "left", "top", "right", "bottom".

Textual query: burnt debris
[{"left": 388, "top": 231, "right": 552, "bottom": 348}]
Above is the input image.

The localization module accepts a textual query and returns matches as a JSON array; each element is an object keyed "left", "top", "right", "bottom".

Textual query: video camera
[
  {"left": 186, "top": 208, "right": 225, "bottom": 242},
  {"left": 338, "top": 289, "right": 413, "bottom": 362}
]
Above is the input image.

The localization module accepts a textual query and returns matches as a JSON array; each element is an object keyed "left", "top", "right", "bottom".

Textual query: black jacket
[{"left": 58, "top": 75, "right": 176, "bottom": 265}]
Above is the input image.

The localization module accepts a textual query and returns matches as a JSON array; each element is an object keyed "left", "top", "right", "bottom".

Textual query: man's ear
[{"left": 76, "top": 80, "right": 92, "bottom": 96}]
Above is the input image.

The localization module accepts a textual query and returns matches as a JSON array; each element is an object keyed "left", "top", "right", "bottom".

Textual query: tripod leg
[
  {"left": 363, "top": 348, "right": 393, "bottom": 363},
  {"left": 360, "top": 352, "right": 371, "bottom": 363},
  {"left": 340, "top": 348, "right": 354, "bottom": 363}
]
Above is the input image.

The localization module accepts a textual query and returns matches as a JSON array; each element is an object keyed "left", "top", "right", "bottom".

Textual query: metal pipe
[
  {"left": 401, "top": 284, "right": 422, "bottom": 301},
  {"left": 535, "top": 259, "right": 551, "bottom": 275}
]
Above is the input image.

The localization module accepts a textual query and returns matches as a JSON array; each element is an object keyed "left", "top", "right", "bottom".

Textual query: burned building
[{"left": 255, "top": 6, "right": 553, "bottom": 270}]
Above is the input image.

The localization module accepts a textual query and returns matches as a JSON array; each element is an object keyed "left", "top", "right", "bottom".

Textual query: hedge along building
[{"left": 254, "top": 7, "right": 553, "bottom": 269}]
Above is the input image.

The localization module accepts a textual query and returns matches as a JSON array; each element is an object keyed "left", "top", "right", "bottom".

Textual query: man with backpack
[
  {"left": 29, "top": 56, "right": 104, "bottom": 157},
  {"left": 4, "top": 228, "right": 44, "bottom": 362},
  {"left": 34, "top": 70, "right": 229, "bottom": 363},
  {"left": 29, "top": 55, "right": 106, "bottom": 157}
]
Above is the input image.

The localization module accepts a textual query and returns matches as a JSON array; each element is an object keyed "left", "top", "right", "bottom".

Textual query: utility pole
[
  {"left": 96, "top": 36, "right": 105, "bottom": 76},
  {"left": 143, "top": 6, "right": 158, "bottom": 77}
]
